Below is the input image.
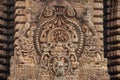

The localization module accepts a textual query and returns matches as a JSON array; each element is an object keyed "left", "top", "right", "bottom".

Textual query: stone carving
[
  {"left": 82, "top": 7, "right": 97, "bottom": 36},
  {"left": 66, "top": 7, "right": 76, "bottom": 17},
  {"left": 15, "top": 37, "right": 35, "bottom": 64},
  {"left": 34, "top": 0, "right": 85, "bottom": 79},
  {"left": 8, "top": 0, "right": 110, "bottom": 80},
  {"left": 43, "top": 6, "right": 54, "bottom": 17},
  {"left": 48, "top": 55, "right": 70, "bottom": 76},
  {"left": 14, "top": 7, "right": 36, "bottom": 66}
]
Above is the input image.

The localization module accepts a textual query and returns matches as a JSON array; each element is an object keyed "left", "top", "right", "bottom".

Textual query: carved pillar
[
  {"left": 104, "top": 0, "right": 120, "bottom": 80},
  {"left": 8, "top": 0, "right": 109, "bottom": 80}
]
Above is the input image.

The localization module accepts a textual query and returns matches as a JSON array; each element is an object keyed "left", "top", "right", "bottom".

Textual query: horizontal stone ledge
[
  {"left": 0, "top": 40, "right": 14, "bottom": 44},
  {"left": 97, "top": 32, "right": 104, "bottom": 38},
  {"left": 15, "top": 9, "right": 25, "bottom": 16},
  {"left": 108, "top": 58, "right": 120, "bottom": 66},
  {"left": 110, "top": 74, "right": 120, "bottom": 80},
  {"left": 0, "top": 6, "right": 7, "bottom": 11},
  {"left": 0, "top": 28, "right": 7, "bottom": 33},
  {"left": 15, "top": 1, "right": 25, "bottom": 8},
  {"left": 108, "top": 65, "right": 120, "bottom": 73},
  {"left": 0, "top": 58, "right": 10, "bottom": 64},
  {"left": 2, "top": 0, "right": 8, "bottom": 4},
  {"left": 94, "top": 1, "right": 103, "bottom": 3},
  {"left": 107, "top": 50, "right": 120, "bottom": 58},
  {"left": 3, "top": 2, "right": 15, "bottom": 7},
  {"left": 0, "top": 45, "right": 13, "bottom": 51},
  {"left": 107, "top": 35, "right": 120, "bottom": 43},
  {"left": 0, "top": 64, "right": 8, "bottom": 71},
  {"left": 107, "top": 43, "right": 120, "bottom": 50},
  {"left": 0, "top": 28, "right": 14, "bottom": 35},
  {"left": 106, "top": 20, "right": 120, "bottom": 28},
  {"left": 0, "top": 73, "right": 7, "bottom": 79},
  {"left": 94, "top": 3, "right": 103, "bottom": 8},
  {"left": 108, "top": 59, "right": 120, "bottom": 66},
  {"left": 95, "top": 24, "right": 103, "bottom": 31},
  {"left": 0, "top": 43, "right": 8, "bottom": 47},
  {"left": 0, "top": 37, "right": 14, "bottom": 43},
  {"left": 106, "top": 11, "right": 120, "bottom": 15},
  {"left": 0, "top": 35, "right": 8, "bottom": 41},
  {"left": 0, "top": 12, "right": 7, "bottom": 19},
  {"left": 0, "top": 25, "right": 14, "bottom": 29},
  {"left": 0, "top": 50, "right": 9, "bottom": 57},
  {"left": 94, "top": 17, "right": 103, "bottom": 23},
  {"left": 107, "top": 28, "right": 120, "bottom": 36},
  {"left": 15, "top": 16, "right": 26, "bottom": 23},
  {"left": 0, "top": 20, "right": 7, "bottom": 26},
  {"left": 6, "top": 7, "right": 15, "bottom": 12},
  {"left": 106, "top": 14, "right": 120, "bottom": 21}
]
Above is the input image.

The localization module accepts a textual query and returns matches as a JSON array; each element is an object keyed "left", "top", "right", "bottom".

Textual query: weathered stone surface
[
  {"left": 7, "top": 0, "right": 110, "bottom": 80},
  {"left": 104, "top": 0, "right": 120, "bottom": 80},
  {"left": 15, "top": 16, "right": 26, "bottom": 23},
  {"left": 15, "top": 9, "right": 25, "bottom": 16},
  {"left": 3, "top": 0, "right": 120, "bottom": 80},
  {"left": 15, "top": 1, "right": 25, "bottom": 8},
  {"left": 0, "top": 0, "right": 14, "bottom": 79}
]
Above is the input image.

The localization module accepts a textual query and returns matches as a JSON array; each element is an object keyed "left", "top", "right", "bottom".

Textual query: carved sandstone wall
[
  {"left": 0, "top": 0, "right": 14, "bottom": 79},
  {"left": 104, "top": 0, "right": 120, "bottom": 80},
  {"left": 3, "top": 0, "right": 120, "bottom": 80},
  {"left": 7, "top": 0, "right": 110, "bottom": 80}
]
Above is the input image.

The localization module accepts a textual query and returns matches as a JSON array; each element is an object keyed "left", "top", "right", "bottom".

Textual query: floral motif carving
[
  {"left": 34, "top": 0, "right": 85, "bottom": 78},
  {"left": 14, "top": 8, "right": 37, "bottom": 66},
  {"left": 8, "top": 0, "right": 110, "bottom": 80}
]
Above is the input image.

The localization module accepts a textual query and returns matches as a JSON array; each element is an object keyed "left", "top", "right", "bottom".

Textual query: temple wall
[
  {"left": 2, "top": 0, "right": 120, "bottom": 80},
  {"left": 0, "top": 0, "right": 14, "bottom": 79},
  {"left": 104, "top": 0, "right": 120, "bottom": 80}
]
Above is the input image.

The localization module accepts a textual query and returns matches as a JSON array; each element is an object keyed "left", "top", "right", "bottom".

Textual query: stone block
[
  {"left": 15, "top": 1, "right": 25, "bottom": 8},
  {"left": 15, "top": 16, "right": 26, "bottom": 23}
]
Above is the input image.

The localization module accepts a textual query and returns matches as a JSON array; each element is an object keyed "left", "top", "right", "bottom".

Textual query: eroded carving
[
  {"left": 14, "top": 8, "right": 36, "bottom": 66},
  {"left": 34, "top": 0, "right": 85, "bottom": 78},
  {"left": 8, "top": 0, "right": 110, "bottom": 80}
]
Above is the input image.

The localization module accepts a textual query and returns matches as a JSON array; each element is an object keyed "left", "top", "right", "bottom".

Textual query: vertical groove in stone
[
  {"left": 0, "top": 0, "right": 14, "bottom": 79},
  {"left": 104, "top": 0, "right": 120, "bottom": 80}
]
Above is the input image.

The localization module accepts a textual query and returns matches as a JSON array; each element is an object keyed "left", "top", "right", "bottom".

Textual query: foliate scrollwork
[
  {"left": 15, "top": 37, "right": 35, "bottom": 65},
  {"left": 19, "top": 37, "right": 34, "bottom": 53},
  {"left": 43, "top": 6, "right": 55, "bottom": 17},
  {"left": 65, "top": 7, "right": 76, "bottom": 17},
  {"left": 33, "top": 0, "right": 101, "bottom": 79},
  {"left": 14, "top": 8, "right": 36, "bottom": 66},
  {"left": 34, "top": 1, "right": 85, "bottom": 77}
]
